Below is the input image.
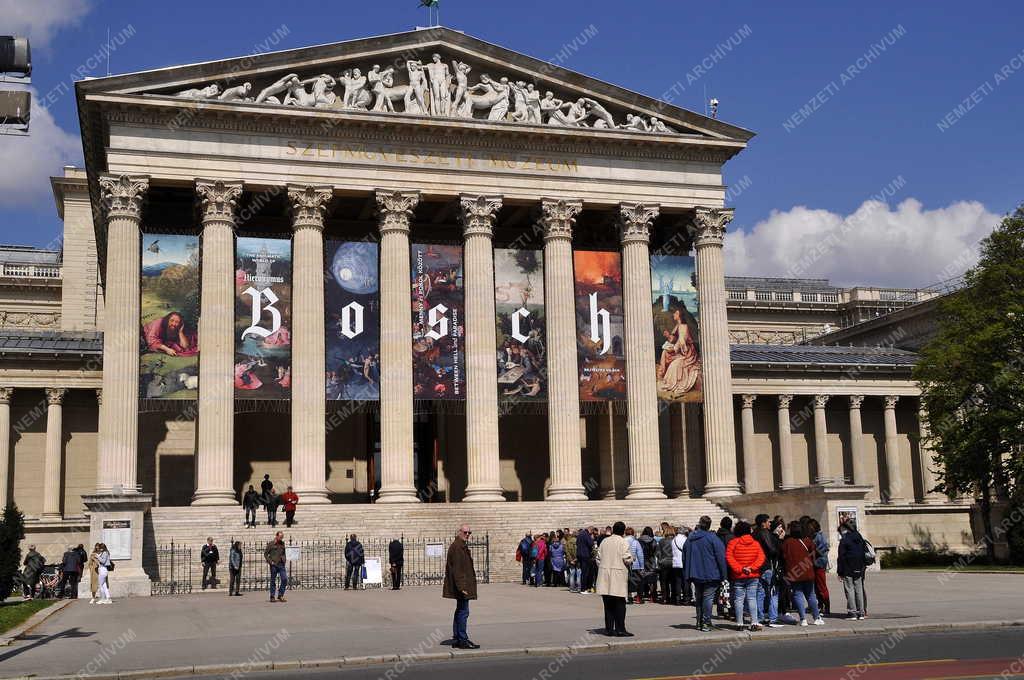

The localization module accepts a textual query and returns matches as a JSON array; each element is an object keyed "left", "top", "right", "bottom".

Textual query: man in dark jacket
[
  {"left": 518, "top": 533, "right": 533, "bottom": 585},
  {"left": 58, "top": 545, "right": 82, "bottom": 598},
  {"left": 837, "top": 521, "right": 868, "bottom": 619},
  {"left": 683, "top": 516, "right": 727, "bottom": 632},
  {"left": 443, "top": 524, "right": 479, "bottom": 649},
  {"left": 716, "top": 517, "right": 734, "bottom": 547},
  {"left": 754, "top": 513, "right": 780, "bottom": 626},
  {"left": 242, "top": 485, "right": 260, "bottom": 527},
  {"left": 264, "top": 531, "right": 287, "bottom": 602},
  {"left": 389, "top": 538, "right": 404, "bottom": 590},
  {"left": 201, "top": 537, "right": 220, "bottom": 590},
  {"left": 344, "top": 533, "right": 364, "bottom": 590},
  {"left": 265, "top": 488, "right": 279, "bottom": 527},
  {"left": 22, "top": 545, "right": 44, "bottom": 599},
  {"left": 576, "top": 527, "right": 594, "bottom": 593}
]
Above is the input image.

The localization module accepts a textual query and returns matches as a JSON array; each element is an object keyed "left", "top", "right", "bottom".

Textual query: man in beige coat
[{"left": 595, "top": 521, "right": 633, "bottom": 636}]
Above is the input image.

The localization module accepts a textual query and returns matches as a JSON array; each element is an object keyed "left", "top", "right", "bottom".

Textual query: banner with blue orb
[{"left": 325, "top": 240, "right": 380, "bottom": 401}]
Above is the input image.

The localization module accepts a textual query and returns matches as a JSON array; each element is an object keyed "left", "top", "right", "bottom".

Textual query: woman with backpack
[
  {"left": 638, "top": 526, "right": 658, "bottom": 604},
  {"left": 837, "top": 520, "right": 868, "bottom": 619},
  {"left": 780, "top": 522, "right": 823, "bottom": 626},
  {"left": 656, "top": 526, "right": 675, "bottom": 604}
]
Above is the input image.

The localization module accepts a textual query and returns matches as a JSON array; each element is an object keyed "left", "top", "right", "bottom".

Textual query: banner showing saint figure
[
  {"left": 234, "top": 236, "right": 292, "bottom": 399},
  {"left": 574, "top": 250, "right": 627, "bottom": 401},
  {"left": 494, "top": 249, "right": 546, "bottom": 401},
  {"left": 651, "top": 254, "right": 703, "bottom": 403},
  {"left": 140, "top": 233, "right": 200, "bottom": 399},
  {"left": 325, "top": 240, "right": 380, "bottom": 401},
  {"left": 411, "top": 243, "right": 465, "bottom": 400}
]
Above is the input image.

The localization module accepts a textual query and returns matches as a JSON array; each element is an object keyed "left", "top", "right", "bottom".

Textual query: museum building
[{"left": 0, "top": 28, "right": 977, "bottom": 591}]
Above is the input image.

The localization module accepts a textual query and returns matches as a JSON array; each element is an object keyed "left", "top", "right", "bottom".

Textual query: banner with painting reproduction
[
  {"left": 325, "top": 240, "right": 380, "bottom": 401},
  {"left": 494, "top": 248, "right": 546, "bottom": 401},
  {"left": 234, "top": 236, "right": 292, "bottom": 399},
  {"left": 411, "top": 243, "right": 465, "bottom": 400},
  {"left": 139, "top": 233, "right": 200, "bottom": 399},
  {"left": 651, "top": 254, "right": 703, "bottom": 403},
  {"left": 574, "top": 250, "right": 626, "bottom": 401}
]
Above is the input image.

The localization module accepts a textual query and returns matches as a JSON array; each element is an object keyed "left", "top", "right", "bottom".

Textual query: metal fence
[{"left": 150, "top": 535, "right": 489, "bottom": 595}]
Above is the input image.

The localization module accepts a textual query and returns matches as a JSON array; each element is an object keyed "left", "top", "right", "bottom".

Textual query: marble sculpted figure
[{"left": 158, "top": 51, "right": 677, "bottom": 134}]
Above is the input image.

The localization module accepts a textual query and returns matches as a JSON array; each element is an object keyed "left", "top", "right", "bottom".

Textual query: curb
[
  {"left": 5, "top": 618, "right": 1024, "bottom": 679},
  {"left": 0, "top": 599, "right": 74, "bottom": 647}
]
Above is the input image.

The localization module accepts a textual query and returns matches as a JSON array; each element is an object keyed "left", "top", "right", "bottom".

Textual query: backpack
[
  {"left": 863, "top": 539, "right": 876, "bottom": 566},
  {"left": 529, "top": 544, "right": 539, "bottom": 559}
]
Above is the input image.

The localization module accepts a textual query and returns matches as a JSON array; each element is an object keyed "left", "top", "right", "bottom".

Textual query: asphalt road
[{"left": 203, "top": 627, "right": 1024, "bottom": 680}]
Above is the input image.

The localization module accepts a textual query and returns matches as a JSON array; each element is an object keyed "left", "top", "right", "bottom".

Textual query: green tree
[
  {"left": 0, "top": 501, "right": 26, "bottom": 599},
  {"left": 914, "top": 205, "right": 1024, "bottom": 561}
]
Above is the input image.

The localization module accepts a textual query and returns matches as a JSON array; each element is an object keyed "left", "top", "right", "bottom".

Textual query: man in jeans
[
  {"left": 200, "top": 537, "right": 219, "bottom": 590},
  {"left": 443, "top": 524, "right": 479, "bottom": 649},
  {"left": 264, "top": 531, "right": 288, "bottom": 603},
  {"left": 837, "top": 520, "right": 868, "bottom": 619},
  {"left": 344, "top": 533, "right": 364, "bottom": 590},
  {"left": 682, "top": 515, "right": 727, "bottom": 632},
  {"left": 753, "top": 513, "right": 781, "bottom": 627}
]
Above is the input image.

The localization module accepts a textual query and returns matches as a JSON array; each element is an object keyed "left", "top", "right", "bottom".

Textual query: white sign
[
  {"left": 101, "top": 519, "right": 132, "bottom": 561},
  {"left": 285, "top": 546, "right": 302, "bottom": 562},
  {"left": 425, "top": 543, "right": 444, "bottom": 558},
  {"left": 363, "top": 558, "right": 383, "bottom": 585}
]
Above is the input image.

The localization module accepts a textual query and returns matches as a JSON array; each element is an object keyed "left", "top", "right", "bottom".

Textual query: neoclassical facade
[{"left": 0, "top": 28, "right": 977, "bottom": 587}]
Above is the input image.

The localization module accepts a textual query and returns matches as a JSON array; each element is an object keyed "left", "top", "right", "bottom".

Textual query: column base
[
  {"left": 191, "top": 490, "right": 239, "bottom": 506},
  {"left": 671, "top": 488, "right": 691, "bottom": 499},
  {"left": 463, "top": 487, "right": 506, "bottom": 502},
  {"left": 376, "top": 488, "right": 421, "bottom": 503},
  {"left": 702, "top": 482, "right": 742, "bottom": 499},
  {"left": 295, "top": 489, "right": 332, "bottom": 505},
  {"left": 39, "top": 512, "right": 63, "bottom": 521},
  {"left": 885, "top": 497, "right": 908, "bottom": 505},
  {"left": 920, "top": 495, "right": 947, "bottom": 505},
  {"left": 626, "top": 484, "right": 666, "bottom": 500},
  {"left": 546, "top": 486, "right": 587, "bottom": 501}
]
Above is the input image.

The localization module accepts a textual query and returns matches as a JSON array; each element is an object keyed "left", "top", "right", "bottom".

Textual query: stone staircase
[{"left": 144, "top": 498, "right": 735, "bottom": 584}]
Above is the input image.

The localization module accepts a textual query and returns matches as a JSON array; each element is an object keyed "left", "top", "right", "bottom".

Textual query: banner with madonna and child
[
  {"left": 325, "top": 240, "right": 380, "bottom": 401},
  {"left": 651, "top": 254, "right": 703, "bottom": 403},
  {"left": 139, "top": 233, "right": 200, "bottom": 399},
  {"left": 494, "top": 248, "right": 546, "bottom": 401},
  {"left": 234, "top": 236, "right": 292, "bottom": 400}
]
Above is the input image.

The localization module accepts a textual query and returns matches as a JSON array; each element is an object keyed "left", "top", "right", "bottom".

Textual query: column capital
[
  {"left": 538, "top": 197, "right": 582, "bottom": 241},
  {"left": 849, "top": 394, "right": 865, "bottom": 408},
  {"left": 740, "top": 393, "right": 757, "bottom": 409},
  {"left": 813, "top": 394, "right": 830, "bottom": 408},
  {"left": 459, "top": 194, "right": 502, "bottom": 238},
  {"left": 884, "top": 395, "right": 900, "bottom": 409},
  {"left": 195, "top": 179, "right": 243, "bottom": 225},
  {"left": 99, "top": 174, "right": 149, "bottom": 221},
  {"left": 618, "top": 202, "right": 659, "bottom": 245},
  {"left": 692, "top": 207, "right": 734, "bottom": 248},
  {"left": 287, "top": 184, "right": 333, "bottom": 231},
  {"left": 45, "top": 387, "right": 67, "bottom": 405},
  {"left": 0, "top": 387, "right": 11, "bottom": 404},
  {"left": 375, "top": 190, "right": 420, "bottom": 234},
  {"left": 777, "top": 394, "right": 793, "bottom": 408},
  {"left": 95, "top": 388, "right": 103, "bottom": 406}
]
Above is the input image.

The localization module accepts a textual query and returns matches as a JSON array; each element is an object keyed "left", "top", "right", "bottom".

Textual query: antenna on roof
[
  {"left": 106, "top": 27, "right": 111, "bottom": 76},
  {"left": 418, "top": 0, "right": 440, "bottom": 27}
]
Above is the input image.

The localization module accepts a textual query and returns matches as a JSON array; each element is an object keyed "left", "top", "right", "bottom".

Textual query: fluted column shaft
[
  {"left": 694, "top": 208, "right": 739, "bottom": 497},
  {"left": 739, "top": 394, "right": 757, "bottom": 493},
  {"left": 917, "top": 405, "right": 944, "bottom": 503},
  {"left": 848, "top": 396, "right": 868, "bottom": 486},
  {"left": 193, "top": 179, "right": 243, "bottom": 505},
  {"left": 539, "top": 199, "right": 586, "bottom": 500},
  {"left": 289, "top": 185, "right": 333, "bottom": 503},
  {"left": 42, "top": 388, "right": 67, "bottom": 519},
  {"left": 97, "top": 174, "right": 148, "bottom": 494},
  {"left": 777, "top": 395, "right": 796, "bottom": 489},
  {"left": 619, "top": 203, "right": 665, "bottom": 499},
  {"left": 0, "top": 388, "right": 10, "bottom": 509},
  {"left": 883, "top": 396, "right": 905, "bottom": 503},
  {"left": 376, "top": 190, "right": 420, "bottom": 503},
  {"left": 813, "top": 395, "right": 832, "bottom": 484},
  {"left": 460, "top": 195, "right": 505, "bottom": 502}
]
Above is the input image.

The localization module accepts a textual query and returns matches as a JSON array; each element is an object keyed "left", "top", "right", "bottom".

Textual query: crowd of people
[
  {"left": 20, "top": 542, "right": 113, "bottom": 603},
  {"left": 516, "top": 513, "right": 872, "bottom": 635},
  {"left": 241, "top": 475, "right": 300, "bottom": 528}
]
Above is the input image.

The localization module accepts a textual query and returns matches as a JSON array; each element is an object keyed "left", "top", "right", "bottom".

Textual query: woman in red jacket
[
  {"left": 532, "top": 533, "right": 548, "bottom": 587},
  {"left": 780, "top": 522, "right": 824, "bottom": 626},
  {"left": 725, "top": 521, "right": 766, "bottom": 631}
]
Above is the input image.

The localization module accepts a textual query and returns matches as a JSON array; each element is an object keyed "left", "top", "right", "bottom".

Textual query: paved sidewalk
[{"left": 1, "top": 571, "right": 1022, "bottom": 678}]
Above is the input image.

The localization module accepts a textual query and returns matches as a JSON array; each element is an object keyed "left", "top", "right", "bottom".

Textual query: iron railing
[{"left": 151, "top": 541, "right": 193, "bottom": 595}]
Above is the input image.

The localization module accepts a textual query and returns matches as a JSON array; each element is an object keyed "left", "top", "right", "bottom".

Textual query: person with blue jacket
[
  {"left": 625, "top": 527, "right": 644, "bottom": 603},
  {"left": 682, "top": 515, "right": 727, "bottom": 632},
  {"left": 576, "top": 527, "right": 595, "bottom": 593}
]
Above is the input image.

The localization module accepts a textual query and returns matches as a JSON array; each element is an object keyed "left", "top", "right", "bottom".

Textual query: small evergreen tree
[{"left": 0, "top": 501, "right": 26, "bottom": 599}]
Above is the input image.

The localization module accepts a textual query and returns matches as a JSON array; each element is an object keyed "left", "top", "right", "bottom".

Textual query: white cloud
[
  {"left": 725, "top": 198, "right": 1002, "bottom": 288},
  {"left": 0, "top": 0, "right": 92, "bottom": 49},
  {"left": 0, "top": 87, "right": 82, "bottom": 209}
]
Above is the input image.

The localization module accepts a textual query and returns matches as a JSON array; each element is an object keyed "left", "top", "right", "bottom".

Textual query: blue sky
[{"left": 2, "top": 0, "right": 1022, "bottom": 286}]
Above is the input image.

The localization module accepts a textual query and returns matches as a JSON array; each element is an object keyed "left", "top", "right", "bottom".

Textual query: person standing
[
  {"left": 443, "top": 524, "right": 480, "bottom": 649},
  {"left": 58, "top": 545, "right": 83, "bottom": 599},
  {"left": 260, "top": 473, "right": 273, "bottom": 501},
  {"left": 671, "top": 525, "right": 688, "bottom": 605},
  {"left": 264, "top": 531, "right": 287, "bottom": 602},
  {"left": 280, "top": 486, "right": 299, "bottom": 528},
  {"left": 564, "top": 529, "right": 579, "bottom": 593},
  {"left": 201, "top": 537, "right": 220, "bottom": 590},
  {"left": 531, "top": 532, "right": 547, "bottom": 587},
  {"left": 809, "top": 518, "right": 831, "bottom": 616},
  {"left": 576, "top": 527, "right": 594, "bottom": 594},
  {"left": 518, "top": 533, "right": 533, "bottom": 585},
  {"left": 656, "top": 527, "right": 675, "bottom": 604},
  {"left": 228, "top": 541, "right": 243, "bottom": 596},
  {"left": 837, "top": 520, "right": 867, "bottom": 620},
  {"left": 87, "top": 544, "right": 100, "bottom": 603},
  {"left": 595, "top": 521, "right": 634, "bottom": 637},
  {"left": 549, "top": 531, "right": 566, "bottom": 587},
  {"left": 781, "top": 521, "right": 824, "bottom": 626},
  {"left": 683, "top": 516, "right": 727, "bottom": 632},
  {"left": 625, "top": 527, "right": 643, "bottom": 604},
  {"left": 754, "top": 513, "right": 781, "bottom": 627},
  {"left": 95, "top": 543, "right": 113, "bottom": 604},
  {"left": 344, "top": 533, "right": 364, "bottom": 590},
  {"left": 638, "top": 527, "right": 658, "bottom": 604},
  {"left": 389, "top": 538, "right": 404, "bottom": 591},
  {"left": 21, "top": 545, "right": 44, "bottom": 599},
  {"left": 725, "top": 521, "right": 766, "bottom": 631},
  {"left": 265, "top": 488, "right": 279, "bottom": 527},
  {"left": 242, "top": 485, "right": 259, "bottom": 527}
]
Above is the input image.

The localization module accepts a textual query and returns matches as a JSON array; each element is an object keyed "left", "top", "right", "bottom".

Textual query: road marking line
[
  {"left": 843, "top": 659, "right": 955, "bottom": 668},
  {"left": 632, "top": 674, "right": 738, "bottom": 680}
]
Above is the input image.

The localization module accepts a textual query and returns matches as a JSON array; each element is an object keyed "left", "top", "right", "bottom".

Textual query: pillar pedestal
[{"left": 82, "top": 494, "right": 154, "bottom": 597}]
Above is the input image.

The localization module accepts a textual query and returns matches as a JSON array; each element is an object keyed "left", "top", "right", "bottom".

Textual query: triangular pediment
[{"left": 77, "top": 27, "right": 753, "bottom": 142}]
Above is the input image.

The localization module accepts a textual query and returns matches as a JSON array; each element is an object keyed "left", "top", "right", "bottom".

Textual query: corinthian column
[
  {"left": 193, "top": 179, "right": 242, "bottom": 506},
  {"left": 460, "top": 194, "right": 505, "bottom": 502},
  {"left": 289, "top": 185, "right": 334, "bottom": 504},
  {"left": 739, "top": 394, "right": 757, "bottom": 493},
  {"left": 376, "top": 190, "right": 420, "bottom": 503},
  {"left": 619, "top": 202, "right": 665, "bottom": 499},
  {"left": 97, "top": 174, "right": 148, "bottom": 495},
  {"left": 777, "top": 395, "right": 796, "bottom": 489},
  {"left": 848, "top": 396, "right": 868, "bottom": 486},
  {"left": 42, "top": 388, "right": 67, "bottom": 519},
  {"left": 812, "top": 395, "right": 832, "bottom": 484},
  {"left": 693, "top": 207, "right": 739, "bottom": 497},
  {"left": 539, "top": 198, "right": 586, "bottom": 500},
  {"left": 883, "top": 396, "right": 906, "bottom": 503},
  {"left": 917, "top": 404, "right": 944, "bottom": 503},
  {"left": 0, "top": 388, "right": 10, "bottom": 509}
]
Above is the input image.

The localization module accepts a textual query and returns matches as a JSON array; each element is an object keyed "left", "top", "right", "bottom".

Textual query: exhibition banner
[
  {"left": 325, "top": 240, "right": 380, "bottom": 401},
  {"left": 411, "top": 243, "right": 465, "bottom": 400},
  {"left": 574, "top": 250, "right": 626, "bottom": 401},
  {"left": 651, "top": 254, "right": 703, "bottom": 403},
  {"left": 234, "top": 236, "right": 292, "bottom": 399},
  {"left": 140, "top": 233, "right": 200, "bottom": 399},
  {"left": 494, "top": 248, "right": 546, "bottom": 401}
]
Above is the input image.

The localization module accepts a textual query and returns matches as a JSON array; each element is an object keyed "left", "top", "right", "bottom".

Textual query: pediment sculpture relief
[{"left": 168, "top": 52, "right": 677, "bottom": 134}]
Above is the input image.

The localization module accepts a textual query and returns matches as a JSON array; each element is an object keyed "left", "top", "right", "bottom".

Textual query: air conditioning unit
[
  {"left": 0, "top": 36, "right": 31, "bottom": 76},
  {"left": 0, "top": 90, "right": 30, "bottom": 128}
]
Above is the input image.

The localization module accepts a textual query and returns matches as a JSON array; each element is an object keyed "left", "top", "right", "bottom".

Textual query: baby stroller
[
  {"left": 716, "top": 579, "right": 734, "bottom": 621},
  {"left": 37, "top": 564, "right": 62, "bottom": 599}
]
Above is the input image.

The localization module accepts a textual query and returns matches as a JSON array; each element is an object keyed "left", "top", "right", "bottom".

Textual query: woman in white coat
[{"left": 595, "top": 521, "right": 634, "bottom": 636}]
